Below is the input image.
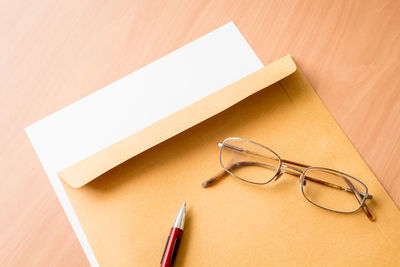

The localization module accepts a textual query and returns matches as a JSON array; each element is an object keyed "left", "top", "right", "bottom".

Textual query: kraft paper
[{"left": 61, "top": 56, "right": 400, "bottom": 266}]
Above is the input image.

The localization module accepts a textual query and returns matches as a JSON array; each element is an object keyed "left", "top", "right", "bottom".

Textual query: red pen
[{"left": 160, "top": 202, "right": 186, "bottom": 267}]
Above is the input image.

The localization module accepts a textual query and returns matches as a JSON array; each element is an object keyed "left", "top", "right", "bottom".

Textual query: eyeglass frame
[{"left": 201, "top": 137, "right": 375, "bottom": 221}]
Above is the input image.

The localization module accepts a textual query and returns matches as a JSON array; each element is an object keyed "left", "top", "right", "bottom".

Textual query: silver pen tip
[{"left": 173, "top": 202, "right": 186, "bottom": 230}]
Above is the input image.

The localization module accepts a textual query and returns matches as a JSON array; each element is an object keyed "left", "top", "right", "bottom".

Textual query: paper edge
[{"left": 24, "top": 127, "right": 99, "bottom": 267}]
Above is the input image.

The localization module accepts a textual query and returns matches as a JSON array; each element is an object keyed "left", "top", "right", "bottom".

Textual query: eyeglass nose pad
[
  {"left": 274, "top": 171, "right": 283, "bottom": 182},
  {"left": 302, "top": 177, "right": 307, "bottom": 186}
]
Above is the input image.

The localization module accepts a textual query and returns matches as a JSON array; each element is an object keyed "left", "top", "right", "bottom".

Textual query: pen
[{"left": 160, "top": 202, "right": 186, "bottom": 267}]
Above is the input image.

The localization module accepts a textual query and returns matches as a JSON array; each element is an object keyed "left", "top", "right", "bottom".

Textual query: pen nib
[{"left": 173, "top": 202, "right": 186, "bottom": 230}]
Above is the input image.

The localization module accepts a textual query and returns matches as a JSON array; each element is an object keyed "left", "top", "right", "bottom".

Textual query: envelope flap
[{"left": 58, "top": 55, "right": 297, "bottom": 188}]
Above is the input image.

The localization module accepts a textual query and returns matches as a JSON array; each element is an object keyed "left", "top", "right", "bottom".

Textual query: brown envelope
[{"left": 60, "top": 55, "right": 400, "bottom": 266}]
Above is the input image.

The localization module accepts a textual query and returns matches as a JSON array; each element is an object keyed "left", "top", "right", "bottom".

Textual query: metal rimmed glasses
[{"left": 201, "top": 137, "right": 375, "bottom": 221}]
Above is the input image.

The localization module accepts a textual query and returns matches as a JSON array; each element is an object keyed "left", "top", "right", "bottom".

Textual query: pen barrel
[{"left": 160, "top": 227, "right": 183, "bottom": 267}]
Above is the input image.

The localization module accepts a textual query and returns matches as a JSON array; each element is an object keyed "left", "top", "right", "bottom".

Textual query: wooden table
[{"left": 1, "top": 0, "right": 399, "bottom": 266}]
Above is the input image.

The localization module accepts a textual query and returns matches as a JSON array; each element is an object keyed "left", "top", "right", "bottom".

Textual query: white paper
[{"left": 25, "top": 22, "right": 263, "bottom": 266}]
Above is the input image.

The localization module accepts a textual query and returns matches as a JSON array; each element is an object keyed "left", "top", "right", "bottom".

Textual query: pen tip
[
  {"left": 173, "top": 202, "right": 186, "bottom": 229},
  {"left": 181, "top": 202, "right": 186, "bottom": 212}
]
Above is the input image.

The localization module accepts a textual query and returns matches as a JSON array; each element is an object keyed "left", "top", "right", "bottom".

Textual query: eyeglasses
[{"left": 201, "top": 137, "right": 375, "bottom": 221}]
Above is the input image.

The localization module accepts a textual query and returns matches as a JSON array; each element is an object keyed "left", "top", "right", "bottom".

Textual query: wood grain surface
[{"left": 1, "top": 0, "right": 399, "bottom": 266}]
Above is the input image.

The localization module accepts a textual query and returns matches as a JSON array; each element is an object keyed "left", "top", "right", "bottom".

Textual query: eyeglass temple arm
[
  {"left": 342, "top": 178, "right": 375, "bottom": 221},
  {"left": 290, "top": 163, "right": 375, "bottom": 221},
  {"left": 202, "top": 162, "right": 375, "bottom": 221},
  {"left": 284, "top": 168, "right": 372, "bottom": 199},
  {"left": 215, "top": 142, "right": 373, "bottom": 197},
  {"left": 201, "top": 169, "right": 227, "bottom": 188},
  {"left": 202, "top": 161, "right": 371, "bottom": 200},
  {"left": 201, "top": 161, "right": 259, "bottom": 188}
]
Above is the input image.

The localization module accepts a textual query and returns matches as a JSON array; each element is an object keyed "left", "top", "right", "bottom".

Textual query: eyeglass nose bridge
[{"left": 280, "top": 163, "right": 306, "bottom": 185}]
